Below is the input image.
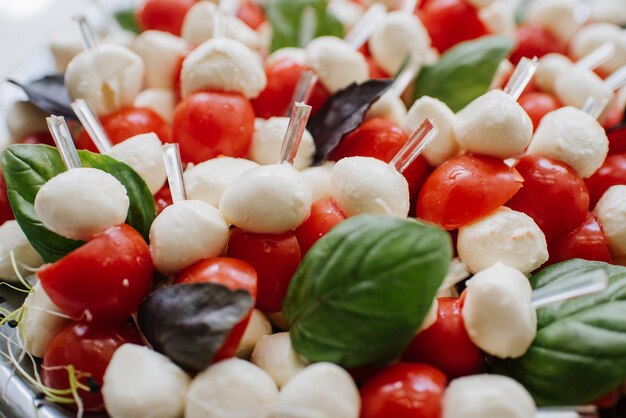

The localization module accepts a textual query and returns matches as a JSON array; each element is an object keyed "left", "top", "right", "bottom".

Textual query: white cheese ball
[
  {"left": 554, "top": 65, "right": 614, "bottom": 120},
  {"left": 467, "top": 0, "right": 496, "bottom": 8},
  {"left": 527, "top": 106, "right": 608, "bottom": 178},
  {"left": 133, "top": 30, "right": 188, "bottom": 89},
  {"left": 103, "top": 344, "right": 190, "bottom": 418},
  {"left": 535, "top": 53, "right": 573, "bottom": 94},
  {"left": 368, "top": 11, "right": 430, "bottom": 76},
  {"left": 184, "top": 157, "right": 259, "bottom": 208},
  {"left": 366, "top": 92, "right": 408, "bottom": 128},
  {"left": 332, "top": 157, "right": 409, "bottom": 218},
  {"left": 266, "top": 48, "right": 307, "bottom": 67},
  {"left": 186, "top": 358, "right": 278, "bottom": 418},
  {"left": 462, "top": 263, "right": 537, "bottom": 358},
  {"left": 478, "top": 1, "right": 516, "bottom": 37},
  {"left": 274, "top": 363, "right": 360, "bottom": 418},
  {"left": 454, "top": 90, "right": 533, "bottom": 159},
  {"left": 328, "top": 0, "right": 365, "bottom": 31},
  {"left": 571, "top": 23, "right": 626, "bottom": 75},
  {"left": 594, "top": 185, "right": 626, "bottom": 257},
  {"left": 250, "top": 118, "right": 316, "bottom": 170},
  {"left": 34, "top": 168, "right": 129, "bottom": 241},
  {"left": 236, "top": 309, "right": 272, "bottom": 359},
  {"left": 305, "top": 36, "right": 369, "bottom": 93},
  {"left": 21, "top": 282, "right": 68, "bottom": 358},
  {"left": 405, "top": 96, "right": 459, "bottom": 166},
  {"left": 251, "top": 332, "right": 308, "bottom": 388},
  {"left": 220, "top": 164, "right": 312, "bottom": 234},
  {"left": 443, "top": 374, "right": 537, "bottom": 418},
  {"left": 526, "top": 0, "right": 579, "bottom": 44},
  {"left": 65, "top": 44, "right": 144, "bottom": 116},
  {"left": 302, "top": 162, "right": 335, "bottom": 202},
  {"left": 6, "top": 101, "right": 48, "bottom": 141},
  {"left": 108, "top": 133, "right": 166, "bottom": 195},
  {"left": 589, "top": 0, "right": 626, "bottom": 26},
  {"left": 0, "top": 221, "right": 43, "bottom": 282},
  {"left": 458, "top": 207, "right": 549, "bottom": 275},
  {"left": 149, "top": 200, "right": 229, "bottom": 275},
  {"left": 134, "top": 88, "right": 176, "bottom": 123},
  {"left": 181, "top": 38, "right": 266, "bottom": 99}
]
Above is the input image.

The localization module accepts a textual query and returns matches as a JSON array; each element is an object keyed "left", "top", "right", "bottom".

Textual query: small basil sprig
[
  {"left": 413, "top": 36, "right": 515, "bottom": 112},
  {"left": 283, "top": 215, "right": 452, "bottom": 368},
  {"left": 1, "top": 144, "right": 156, "bottom": 263},
  {"left": 494, "top": 259, "right": 626, "bottom": 406}
]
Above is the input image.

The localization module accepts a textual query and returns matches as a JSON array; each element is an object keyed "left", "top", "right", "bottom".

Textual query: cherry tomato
[
  {"left": 586, "top": 155, "right": 626, "bottom": 207},
  {"left": 236, "top": 1, "right": 266, "bottom": 30},
  {"left": 365, "top": 56, "right": 390, "bottom": 79},
  {"left": 510, "top": 25, "right": 566, "bottom": 65},
  {"left": 38, "top": 225, "right": 154, "bottom": 324},
  {"left": 172, "top": 53, "right": 187, "bottom": 103},
  {"left": 251, "top": 59, "right": 330, "bottom": 119},
  {"left": 295, "top": 199, "right": 346, "bottom": 255},
  {"left": 360, "top": 363, "right": 447, "bottom": 418},
  {"left": 421, "top": 0, "right": 488, "bottom": 53},
  {"left": 136, "top": 0, "right": 196, "bottom": 36},
  {"left": 508, "top": 155, "right": 589, "bottom": 243},
  {"left": 417, "top": 154, "right": 524, "bottom": 230},
  {"left": 175, "top": 257, "right": 258, "bottom": 361},
  {"left": 403, "top": 298, "right": 484, "bottom": 378},
  {"left": 173, "top": 90, "right": 255, "bottom": 164},
  {"left": 548, "top": 214, "right": 612, "bottom": 264},
  {"left": 0, "top": 168, "right": 15, "bottom": 225},
  {"left": 17, "top": 131, "right": 55, "bottom": 146},
  {"left": 42, "top": 321, "right": 142, "bottom": 411},
  {"left": 154, "top": 184, "right": 173, "bottom": 214},
  {"left": 608, "top": 125, "right": 626, "bottom": 156},
  {"left": 76, "top": 107, "right": 171, "bottom": 152},
  {"left": 604, "top": 106, "right": 625, "bottom": 130},
  {"left": 518, "top": 92, "right": 562, "bottom": 130},
  {"left": 593, "top": 388, "right": 622, "bottom": 409},
  {"left": 227, "top": 228, "right": 301, "bottom": 313}
]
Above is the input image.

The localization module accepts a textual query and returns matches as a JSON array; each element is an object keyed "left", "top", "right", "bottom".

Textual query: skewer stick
[
  {"left": 73, "top": 15, "right": 97, "bottom": 50},
  {"left": 286, "top": 70, "right": 318, "bottom": 116},
  {"left": 503, "top": 57, "right": 540, "bottom": 101},
  {"left": 389, "top": 118, "right": 437, "bottom": 173},
  {"left": 46, "top": 116, "right": 82, "bottom": 170},
  {"left": 344, "top": 4, "right": 387, "bottom": 51},
  {"left": 162, "top": 144, "right": 187, "bottom": 204},
  {"left": 531, "top": 270, "right": 608, "bottom": 309},
  {"left": 280, "top": 102, "right": 312, "bottom": 165},
  {"left": 576, "top": 43, "right": 615, "bottom": 70},
  {"left": 70, "top": 99, "right": 113, "bottom": 153}
]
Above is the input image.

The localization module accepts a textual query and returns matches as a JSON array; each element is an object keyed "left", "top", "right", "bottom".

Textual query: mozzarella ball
[
  {"left": 184, "top": 157, "right": 259, "bottom": 208},
  {"left": 21, "top": 282, "right": 68, "bottom": 358},
  {"left": 251, "top": 332, "right": 308, "bottom": 388},
  {"left": 249, "top": 118, "right": 316, "bottom": 170},
  {"left": 332, "top": 157, "right": 409, "bottom": 218},
  {"left": 181, "top": 38, "right": 266, "bottom": 99},
  {"left": 266, "top": 48, "right": 307, "bottom": 67},
  {"left": 467, "top": 0, "right": 496, "bottom": 7},
  {"left": 594, "top": 185, "right": 626, "bottom": 257},
  {"left": 108, "top": 133, "right": 166, "bottom": 195},
  {"left": 150, "top": 200, "right": 229, "bottom": 275},
  {"left": 302, "top": 162, "right": 335, "bottom": 202},
  {"left": 443, "top": 374, "right": 537, "bottom": 418},
  {"left": 328, "top": 0, "right": 365, "bottom": 31},
  {"left": 186, "top": 358, "right": 278, "bottom": 418},
  {"left": 535, "top": 53, "right": 573, "bottom": 94},
  {"left": 405, "top": 96, "right": 459, "bottom": 166},
  {"left": 454, "top": 90, "right": 533, "bottom": 159},
  {"left": 274, "top": 363, "right": 360, "bottom": 418},
  {"left": 368, "top": 11, "right": 430, "bottom": 76},
  {"left": 571, "top": 23, "right": 626, "bottom": 75},
  {"left": 236, "top": 309, "right": 272, "bottom": 359},
  {"left": 65, "top": 44, "right": 144, "bottom": 116},
  {"left": 134, "top": 88, "right": 176, "bottom": 123},
  {"left": 6, "top": 101, "right": 48, "bottom": 141},
  {"left": 0, "top": 221, "right": 43, "bottom": 282},
  {"left": 478, "top": 1, "right": 516, "bottom": 36},
  {"left": 527, "top": 106, "right": 608, "bottom": 178},
  {"left": 366, "top": 91, "right": 408, "bottom": 127},
  {"left": 220, "top": 164, "right": 312, "bottom": 234},
  {"left": 34, "top": 168, "right": 129, "bottom": 241},
  {"left": 458, "top": 207, "right": 548, "bottom": 275},
  {"left": 589, "top": 0, "right": 626, "bottom": 25},
  {"left": 526, "top": 0, "right": 579, "bottom": 44},
  {"left": 133, "top": 30, "right": 188, "bottom": 89},
  {"left": 103, "top": 344, "right": 190, "bottom": 418},
  {"left": 554, "top": 65, "right": 614, "bottom": 119},
  {"left": 462, "top": 263, "right": 537, "bottom": 358},
  {"left": 305, "top": 36, "right": 369, "bottom": 93}
]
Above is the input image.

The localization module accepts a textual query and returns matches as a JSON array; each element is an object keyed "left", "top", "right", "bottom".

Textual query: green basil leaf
[
  {"left": 283, "top": 215, "right": 452, "bottom": 368},
  {"left": 494, "top": 259, "right": 626, "bottom": 406},
  {"left": 1, "top": 144, "right": 156, "bottom": 263},
  {"left": 413, "top": 36, "right": 515, "bottom": 112},
  {"left": 266, "top": 0, "right": 344, "bottom": 52},
  {"left": 114, "top": 8, "right": 141, "bottom": 34}
]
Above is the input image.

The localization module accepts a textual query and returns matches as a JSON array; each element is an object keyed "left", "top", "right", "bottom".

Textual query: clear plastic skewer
[
  {"left": 581, "top": 64, "right": 626, "bottom": 118},
  {"left": 344, "top": 3, "right": 387, "bottom": 51},
  {"left": 401, "top": 0, "right": 419, "bottom": 14},
  {"left": 162, "top": 144, "right": 187, "bottom": 204},
  {"left": 576, "top": 43, "right": 615, "bottom": 70},
  {"left": 46, "top": 116, "right": 82, "bottom": 170},
  {"left": 299, "top": 6, "right": 317, "bottom": 49},
  {"left": 389, "top": 53, "right": 422, "bottom": 97},
  {"left": 503, "top": 57, "right": 540, "bottom": 101},
  {"left": 213, "top": 9, "right": 227, "bottom": 39},
  {"left": 286, "top": 70, "right": 318, "bottom": 116},
  {"left": 390, "top": 118, "right": 437, "bottom": 173},
  {"left": 70, "top": 99, "right": 113, "bottom": 153},
  {"left": 219, "top": 0, "right": 239, "bottom": 15},
  {"left": 281, "top": 102, "right": 312, "bottom": 165},
  {"left": 531, "top": 270, "right": 608, "bottom": 309},
  {"left": 73, "top": 15, "right": 97, "bottom": 50},
  {"left": 604, "top": 65, "right": 626, "bottom": 91}
]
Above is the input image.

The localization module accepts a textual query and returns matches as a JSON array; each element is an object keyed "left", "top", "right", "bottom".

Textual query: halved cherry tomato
[
  {"left": 173, "top": 90, "right": 255, "bottom": 164},
  {"left": 360, "top": 363, "right": 447, "bottom": 418},
  {"left": 417, "top": 154, "right": 524, "bottom": 230},
  {"left": 38, "top": 225, "right": 154, "bottom": 324},
  {"left": 586, "top": 154, "right": 626, "bottom": 207},
  {"left": 17, "top": 131, "right": 55, "bottom": 146},
  {"left": 136, "top": 0, "right": 196, "bottom": 36},
  {"left": 175, "top": 257, "right": 258, "bottom": 361},
  {"left": 421, "top": 0, "right": 488, "bottom": 53},
  {"left": 236, "top": 1, "right": 266, "bottom": 30},
  {"left": 227, "top": 228, "right": 301, "bottom": 313},
  {"left": 0, "top": 168, "right": 14, "bottom": 225},
  {"left": 42, "top": 321, "right": 142, "bottom": 411},
  {"left": 295, "top": 198, "right": 346, "bottom": 255},
  {"left": 510, "top": 25, "right": 566, "bottom": 65},
  {"left": 518, "top": 92, "right": 562, "bottom": 130},
  {"left": 508, "top": 155, "right": 589, "bottom": 243},
  {"left": 548, "top": 214, "right": 612, "bottom": 264},
  {"left": 403, "top": 298, "right": 484, "bottom": 378},
  {"left": 154, "top": 184, "right": 173, "bottom": 214}
]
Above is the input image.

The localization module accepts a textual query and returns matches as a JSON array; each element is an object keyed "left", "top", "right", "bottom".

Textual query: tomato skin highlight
[
  {"left": 136, "top": 0, "right": 196, "bottom": 36},
  {"left": 154, "top": 184, "right": 173, "bottom": 214},
  {"left": 510, "top": 25, "right": 566, "bottom": 65},
  {"left": 585, "top": 154, "right": 626, "bottom": 208},
  {"left": 359, "top": 363, "right": 447, "bottom": 418},
  {"left": 548, "top": 214, "right": 612, "bottom": 265},
  {"left": 518, "top": 92, "right": 561, "bottom": 131},
  {"left": 38, "top": 225, "right": 154, "bottom": 324},
  {"left": 42, "top": 321, "right": 142, "bottom": 412},
  {"left": 417, "top": 154, "right": 524, "bottom": 230},
  {"left": 421, "top": 0, "right": 489, "bottom": 53},
  {"left": 295, "top": 199, "right": 346, "bottom": 255}
]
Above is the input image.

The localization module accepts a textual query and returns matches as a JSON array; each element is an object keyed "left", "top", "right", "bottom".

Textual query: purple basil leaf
[
  {"left": 307, "top": 79, "right": 394, "bottom": 164},
  {"left": 8, "top": 75, "right": 75, "bottom": 119}
]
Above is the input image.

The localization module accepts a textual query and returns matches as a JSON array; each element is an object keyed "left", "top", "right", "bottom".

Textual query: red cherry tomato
[
  {"left": 136, "top": 0, "right": 196, "bottom": 36},
  {"left": 38, "top": 225, "right": 154, "bottom": 324},
  {"left": 154, "top": 184, "right": 173, "bottom": 214},
  {"left": 518, "top": 92, "right": 562, "bottom": 130},
  {"left": 172, "top": 53, "right": 187, "bottom": 103},
  {"left": 251, "top": 59, "right": 330, "bottom": 119},
  {"left": 508, "top": 155, "right": 589, "bottom": 243},
  {"left": 608, "top": 125, "right": 626, "bottom": 156},
  {"left": 227, "top": 228, "right": 301, "bottom": 313},
  {"left": 510, "top": 25, "right": 566, "bottom": 65},
  {"left": 604, "top": 106, "right": 624, "bottom": 130},
  {"left": 586, "top": 154, "right": 626, "bottom": 207},
  {"left": 236, "top": 1, "right": 266, "bottom": 30},
  {"left": 175, "top": 257, "right": 258, "bottom": 361},
  {"left": 421, "top": 0, "right": 488, "bottom": 53},
  {"left": 17, "top": 131, "right": 55, "bottom": 146},
  {"left": 548, "top": 214, "right": 612, "bottom": 264},
  {"left": 295, "top": 199, "right": 346, "bottom": 255},
  {"left": 417, "top": 154, "right": 524, "bottom": 230},
  {"left": 360, "top": 363, "right": 447, "bottom": 418},
  {"left": 403, "top": 298, "right": 484, "bottom": 378},
  {"left": 0, "top": 168, "right": 15, "bottom": 225},
  {"left": 173, "top": 90, "right": 255, "bottom": 164},
  {"left": 365, "top": 56, "right": 390, "bottom": 79},
  {"left": 42, "top": 321, "right": 142, "bottom": 411},
  {"left": 76, "top": 107, "right": 171, "bottom": 152}
]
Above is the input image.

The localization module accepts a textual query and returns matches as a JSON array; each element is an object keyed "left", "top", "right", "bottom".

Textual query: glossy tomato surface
[
  {"left": 137, "top": 0, "right": 196, "bottom": 36},
  {"left": 510, "top": 25, "right": 566, "bottom": 64},
  {"left": 518, "top": 92, "right": 562, "bottom": 130},
  {"left": 422, "top": 0, "right": 488, "bottom": 53},
  {"left": 295, "top": 198, "right": 346, "bottom": 255},
  {"left": 154, "top": 184, "right": 173, "bottom": 214},
  {"left": 585, "top": 154, "right": 626, "bottom": 207},
  {"left": 549, "top": 214, "right": 612, "bottom": 264}
]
